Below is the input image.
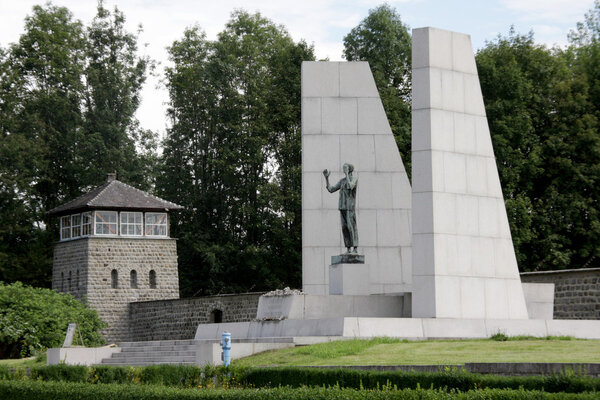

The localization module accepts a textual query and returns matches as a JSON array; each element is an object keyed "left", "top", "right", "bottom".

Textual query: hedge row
[
  {"left": 1, "top": 380, "right": 599, "bottom": 400},
  {"left": 4, "top": 364, "right": 600, "bottom": 393},
  {"left": 239, "top": 367, "right": 600, "bottom": 393}
]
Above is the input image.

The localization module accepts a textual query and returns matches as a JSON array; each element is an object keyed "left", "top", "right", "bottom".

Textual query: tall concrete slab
[
  {"left": 411, "top": 28, "right": 529, "bottom": 319},
  {"left": 302, "top": 61, "right": 412, "bottom": 296}
]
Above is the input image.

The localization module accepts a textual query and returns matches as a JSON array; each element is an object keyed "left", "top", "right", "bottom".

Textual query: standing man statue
[{"left": 323, "top": 163, "right": 359, "bottom": 254}]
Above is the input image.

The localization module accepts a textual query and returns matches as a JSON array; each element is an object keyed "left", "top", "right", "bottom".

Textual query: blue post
[{"left": 221, "top": 331, "right": 231, "bottom": 367}]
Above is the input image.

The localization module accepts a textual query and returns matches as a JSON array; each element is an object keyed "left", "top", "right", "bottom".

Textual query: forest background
[{"left": 1, "top": 1, "right": 599, "bottom": 297}]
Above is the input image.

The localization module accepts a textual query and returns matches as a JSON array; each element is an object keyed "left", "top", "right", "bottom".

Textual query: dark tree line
[{"left": 1, "top": 2, "right": 598, "bottom": 295}]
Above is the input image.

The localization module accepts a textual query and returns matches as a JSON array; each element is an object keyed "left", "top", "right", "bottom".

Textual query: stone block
[
  {"left": 460, "top": 277, "right": 485, "bottom": 318},
  {"left": 374, "top": 135, "right": 403, "bottom": 172},
  {"left": 357, "top": 172, "right": 393, "bottom": 209},
  {"left": 434, "top": 275, "right": 462, "bottom": 317},
  {"left": 302, "top": 209, "right": 341, "bottom": 247},
  {"left": 456, "top": 194, "right": 479, "bottom": 235},
  {"left": 392, "top": 173, "right": 412, "bottom": 209},
  {"left": 322, "top": 97, "right": 357, "bottom": 135},
  {"left": 301, "top": 97, "right": 321, "bottom": 135},
  {"left": 412, "top": 28, "right": 430, "bottom": 69},
  {"left": 463, "top": 73, "right": 486, "bottom": 116},
  {"left": 442, "top": 70, "right": 465, "bottom": 113},
  {"left": 356, "top": 317, "right": 424, "bottom": 338},
  {"left": 427, "top": 28, "right": 453, "bottom": 70},
  {"left": 412, "top": 109, "right": 431, "bottom": 152},
  {"left": 430, "top": 109, "right": 455, "bottom": 152},
  {"left": 411, "top": 67, "right": 431, "bottom": 110},
  {"left": 302, "top": 172, "right": 322, "bottom": 210},
  {"left": 454, "top": 112, "right": 477, "bottom": 154},
  {"left": 329, "top": 263, "right": 371, "bottom": 295},
  {"left": 339, "top": 62, "right": 379, "bottom": 97},
  {"left": 302, "top": 134, "right": 339, "bottom": 173},
  {"left": 357, "top": 209, "right": 377, "bottom": 247},
  {"left": 412, "top": 192, "right": 433, "bottom": 234},
  {"left": 302, "top": 62, "right": 339, "bottom": 97},
  {"left": 432, "top": 192, "right": 456, "bottom": 234},
  {"left": 466, "top": 156, "right": 488, "bottom": 196},
  {"left": 357, "top": 98, "right": 392, "bottom": 135},
  {"left": 422, "top": 318, "right": 486, "bottom": 339},
  {"left": 452, "top": 31, "right": 477, "bottom": 74},
  {"left": 484, "top": 279, "right": 509, "bottom": 319},
  {"left": 443, "top": 152, "right": 467, "bottom": 194},
  {"left": 411, "top": 275, "right": 436, "bottom": 317}
]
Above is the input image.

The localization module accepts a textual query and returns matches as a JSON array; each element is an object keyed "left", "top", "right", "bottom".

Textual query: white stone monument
[
  {"left": 301, "top": 62, "right": 412, "bottom": 296},
  {"left": 411, "top": 27, "right": 529, "bottom": 319}
]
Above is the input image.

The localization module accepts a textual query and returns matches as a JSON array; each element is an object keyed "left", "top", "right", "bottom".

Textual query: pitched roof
[{"left": 47, "top": 176, "right": 183, "bottom": 216}]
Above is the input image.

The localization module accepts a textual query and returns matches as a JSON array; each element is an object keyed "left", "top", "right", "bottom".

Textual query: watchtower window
[
  {"left": 145, "top": 213, "right": 167, "bottom": 237},
  {"left": 95, "top": 211, "right": 118, "bottom": 235},
  {"left": 130, "top": 270, "right": 138, "bottom": 288},
  {"left": 71, "top": 214, "right": 81, "bottom": 238},
  {"left": 111, "top": 269, "right": 118, "bottom": 289},
  {"left": 60, "top": 216, "right": 71, "bottom": 240},
  {"left": 149, "top": 270, "right": 157, "bottom": 289},
  {"left": 81, "top": 212, "right": 92, "bottom": 236},
  {"left": 210, "top": 309, "right": 223, "bottom": 323},
  {"left": 121, "top": 212, "right": 143, "bottom": 236}
]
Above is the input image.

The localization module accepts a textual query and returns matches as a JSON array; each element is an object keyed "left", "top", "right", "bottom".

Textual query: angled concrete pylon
[
  {"left": 411, "top": 28, "right": 529, "bottom": 319},
  {"left": 301, "top": 61, "right": 412, "bottom": 296}
]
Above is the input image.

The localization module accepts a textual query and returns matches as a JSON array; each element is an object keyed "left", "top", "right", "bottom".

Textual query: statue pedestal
[{"left": 329, "top": 263, "right": 369, "bottom": 295}]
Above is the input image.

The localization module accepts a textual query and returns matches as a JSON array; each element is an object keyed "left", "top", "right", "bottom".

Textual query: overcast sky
[{"left": 0, "top": 0, "right": 595, "bottom": 139}]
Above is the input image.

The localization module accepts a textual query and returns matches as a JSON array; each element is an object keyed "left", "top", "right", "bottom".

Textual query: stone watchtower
[{"left": 48, "top": 173, "right": 183, "bottom": 342}]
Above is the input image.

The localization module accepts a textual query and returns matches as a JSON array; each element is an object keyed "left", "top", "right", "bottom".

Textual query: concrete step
[
  {"left": 102, "top": 356, "right": 197, "bottom": 363},
  {"left": 101, "top": 360, "right": 197, "bottom": 366},
  {"left": 118, "top": 340, "right": 199, "bottom": 347},
  {"left": 120, "top": 345, "right": 198, "bottom": 353}
]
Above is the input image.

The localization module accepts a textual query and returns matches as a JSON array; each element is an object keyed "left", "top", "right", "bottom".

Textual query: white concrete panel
[
  {"left": 430, "top": 109, "right": 455, "bottom": 152},
  {"left": 472, "top": 237, "right": 495, "bottom": 278},
  {"left": 451, "top": 32, "right": 477, "bottom": 74},
  {"left": 358, "top": 209, "right": 377, "bottom": 247},
  {"left": 494, "top": 238, "right": 519, "bottom": 278},
  {"left": 392, "top": 173, "right": 412, "bottom": 209},
  {"left": 442, "top": 70, "right": 464, "bottom": 113},
  {"left": 302, "top": 97, "right": 321, "bottom": 135},
  {"left": 374, "top": 135, "right": 403, "bottom": 172},
  {"left": 377, "top": 247, "right": 403, "bottom": 279},
  {"left": 443, "top": 152, "right": 467, "bottom": 194},
  {"left": 484, "top": 279, "right": 509, "bottom": 319},
  {"left": 412, "top": 233, "right": 434, "bottom": 276},
  {"left": 401, "top": 246, "right": 413, "bottom": 284},
  {"left": 302, "top": 134, "right": 339, "bottom": 173},
  {"left": 433, "top": 234, "right": 456, "bottom": 276},
  {"left": 357, "top": 172, "right": 393, "bottom": 209},
  {"left": 455, "top": 235, "right": 472, "bottom": 276},
  {"left": 411, "top": 275, "right": 436, "bottom": 317},
  {"left": 522, "top": 282, "right": 555, "bottom": 303},
  {"left": 454, "top": 112, "right": 477, "bottom": 154},
  {"left": 339, "top": 135, "right": 376, "bottom": 173},
  {"left": 434, "top": 275, "right": 461, "bottom": 317},
  {"left": 466, "top": 156, "right": 488, "bottom": 196},
  {"left": 340, "top": 62, "right": 379, "bottom": 97},
  {"left": 411, "top": 151, "right": 431, "bottom": 193},
  {"left": 485, "top": 157, "right": 504, "bottom": 198},
  {"left": 475, "top": 116, "right": 494, "bottom": 155},
  {"left": 412, "top": 67, "right": 430, "bottom": 110},
  {"left": 456, "top": 194, "right": 479, "bottom": 235},
  {"left": 302, "top": 62, "right": 339, "bottom": 97},
  {"left": 412, "top": 28, "right": 430, "bottom": 69},
  {"left": 428, "top": 68, "right": 443, "bottom": 110},
  {"left": 358, "top": 98, "right": 393, "bottom": 135},
  {"left": 545, "top": 320, "right": 600, "bottom": 339},
  {"left": 460, "top": 277, "right": 485, "bottom": 318},
  {"left": 330, "top": 264, "right": 371, "bottom": 295},
  {"left": 377, "top": 210, "right": 399, "bottom": 246},
  {"left": 303, "top": 172, "right": 323, "bottom": 210},
  {"left": 412, "top": 109, "right": 431, "bottom": 151},
  {"left": 478, "top": 197, "right": 499, "bottom": 237},
  {"left": 302, "top": 247, "right": 326, "bottom": 284},
  {"left": 356, "top": 318, "right": 424, "bottom": 338},
  {"left": 322, "top": 97, "right": 357, "bottom": 135},
  {"left": 303, "top": 284, "right": 328, "bottom": 295},
  {"left": 303, "top": 209, "right": 341, "bottom": 247},
  {"left": 412, "top": 192, "right": 433, "bottom": 234},
  {"left": 506, "top": 278, "right": 530, "bottom": 319},
  {"left": 432, "top": 192, "right": 456, "bottom": 234},
  {"left": 463, "top": 73, "right": 486, "bottom": 116},
  {"left": 427, "top": 28, "right": 453, "bottom": 70},
  {"left": 422, "top": 318, "right": 487, "bottom": 339}
]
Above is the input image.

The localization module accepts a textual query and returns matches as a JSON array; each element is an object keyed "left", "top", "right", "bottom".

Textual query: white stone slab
[
  {"left": 356, "top": 318, "right": 424, "bottom": 338},
  {"left": 545, "top": 320, "right": 600, "bottom": 339},
  {"left": 340, "top": 62, "right": 379, "bottom": 97},
  {"left": 357, "top": 98, "right": 392, "bottom": 135},
  {"left": 422, "top": 318, "right": 487, "bottom": 338},
  {"left": 47, "top": 347, "right": 121, "bottom": 366},
  {"left": 330, "top": 263, "right": 371, "bottom": 295},
  {"left": 302, "top": 97, "right": 321, "bottom": 135},
  {"left": 302, "top": 62, "right": 339, "bottom": 97},
  {"left": 322, "top": 98, "right": 357, "bottom": 135}
]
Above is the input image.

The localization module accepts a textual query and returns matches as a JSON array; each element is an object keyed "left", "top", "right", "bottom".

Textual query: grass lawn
[
  {"left": 0, "top": 354, "right": 45, "bottom": 369},
  {"left": 234, "top": 337, "right": 600, "bottom": 367}
]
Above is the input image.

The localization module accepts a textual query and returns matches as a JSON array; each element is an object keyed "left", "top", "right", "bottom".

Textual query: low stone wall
[
  {"left": 129, "top": 292, "right": 264, "bottom": 342},
  {"left": 520, "top": 268, "right": 600, "bottom": 320}
]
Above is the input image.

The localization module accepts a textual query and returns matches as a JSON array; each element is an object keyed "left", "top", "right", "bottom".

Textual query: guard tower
[{"left": 48, "top": 173, "right": 183, "bottom": 342}]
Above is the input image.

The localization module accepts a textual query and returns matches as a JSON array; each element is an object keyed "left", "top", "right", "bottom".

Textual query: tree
[
  {"left": 159, "top": 11, "right": 315, "bottom": 296},
  {"left": 343, "top": 4, "right": 412, "bottom": 176}
]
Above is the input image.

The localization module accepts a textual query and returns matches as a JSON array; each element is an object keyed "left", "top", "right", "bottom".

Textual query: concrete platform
[{"left": 195, "top": 317, "right": 600, "bottom": 340}]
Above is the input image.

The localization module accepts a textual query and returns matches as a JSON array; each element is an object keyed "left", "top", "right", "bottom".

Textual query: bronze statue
[{"left": 323, "top": 163, "right": 358, "bottom": 254}]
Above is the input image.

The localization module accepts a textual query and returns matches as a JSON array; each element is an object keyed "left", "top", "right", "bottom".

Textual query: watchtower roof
[{"left": 48, "top": 174, "right": 183, "bottom": 216}]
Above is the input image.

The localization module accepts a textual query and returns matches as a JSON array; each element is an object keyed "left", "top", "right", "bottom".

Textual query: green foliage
[
  {"left": 0, "top": 282, "right": 106, "bottom": 358},
  {"left": 158, "top": 11, "right": 315, "bottom": 296},
  {"left": 343, "top": 4, "right": 412, "bottom": 176},
  {"left": 1, "top": 378, "right": 600, "bottom": 399},
  {"left": 88, "top": 365, "right": 131, "bottom": 384},
  {"left": 31, "top": 364, "right": 88, "bottom": 383}
]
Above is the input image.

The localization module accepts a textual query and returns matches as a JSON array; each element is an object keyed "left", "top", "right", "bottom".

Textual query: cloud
[{"left": 500, "top": 0, "right": 594, "bottom": 22}]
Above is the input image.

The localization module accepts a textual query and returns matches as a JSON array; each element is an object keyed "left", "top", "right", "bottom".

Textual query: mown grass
[
  {"left": 234, "top": 337, "right": 600, "bottom": 367},
  {"left": 0, "top": 353, "right": 45, "bottom": 368}
]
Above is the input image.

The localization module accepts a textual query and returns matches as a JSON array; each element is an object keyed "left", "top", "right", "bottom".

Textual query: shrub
[
  {"left": 31, "top": 364, "right": 89, "bottom": 383},
  {"left": 89, "top": 365, "right": 131, "bottom": 384},
  {"left": 0, "top": 282, "right": 106, "bottom": 358}
]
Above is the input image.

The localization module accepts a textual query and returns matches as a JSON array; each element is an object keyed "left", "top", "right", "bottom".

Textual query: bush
[
  {"left": 0, "top": 282, "right": 106, "bottom": 358},
  {"left": 0, "top": 380, "right": 599, "bottom": 400},
  {"left": 31, "top": 364, "right": 88, "bottom": 383},
  {"left": 89, "top": 365, "right": 131, "bottom": 384}
]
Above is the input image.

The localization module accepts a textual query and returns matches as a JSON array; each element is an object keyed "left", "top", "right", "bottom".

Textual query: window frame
[
  {"left": 60, "top": 216, "right": 71, "bottom": 240},
  {"left": 120, "top": 211, "right": 143, "bottom": 237},
  {"left": 145, "top": 213, "right": 168, "bottom": 237},
  {"left": 95, "top": 211, "right": 118, "bottom": 236},
  {"left": 81, "top": 212, "right": 92, "bottom": 236},
  {"left": 71, "top": 214, "right": 81, "bottom": 238}
]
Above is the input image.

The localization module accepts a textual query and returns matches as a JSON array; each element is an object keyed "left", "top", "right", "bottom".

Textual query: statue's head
[{"left": 343, "top": 163, "right": 354, "bottom": 174}]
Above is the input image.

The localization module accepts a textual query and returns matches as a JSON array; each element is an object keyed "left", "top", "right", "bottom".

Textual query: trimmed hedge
[
  {"left": 239, "top": 367, "right": 600, "bottom": 393},
  {"left": 0, "top": 380, "right": 599, "bottom": 400}
]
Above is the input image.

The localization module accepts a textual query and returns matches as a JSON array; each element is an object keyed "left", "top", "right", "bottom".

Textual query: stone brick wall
[
  {"left": 520, "top": 268, "right": 600, "bottom": 320},
  {"left": 53, "top": 237, "right": 179, "bottom": 343},
  {"left": 129, "top": 293, "right": 264, "bottom": 341}
]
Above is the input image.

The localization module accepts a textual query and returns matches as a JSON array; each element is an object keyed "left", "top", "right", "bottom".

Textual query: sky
[{"left": 0, "top": 0, "right": 596, "bottom": 139}]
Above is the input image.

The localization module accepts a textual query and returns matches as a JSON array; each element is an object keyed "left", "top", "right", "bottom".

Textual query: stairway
[{"left": 100, "top": 339, "right": 203, "bottom": 366}]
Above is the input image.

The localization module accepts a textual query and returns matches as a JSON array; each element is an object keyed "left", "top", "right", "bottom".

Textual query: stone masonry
[
  {"left": 129, "top": 293, "right": 264, "bottom": 341},
  {"left": 521, "top": 268, "right": 600, "bottom": 320},
  {"left": 53, "top": 237, "right": 179, "bottom": 342}
]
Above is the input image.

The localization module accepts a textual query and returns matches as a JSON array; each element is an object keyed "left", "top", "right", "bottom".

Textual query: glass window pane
[{"left": 95, "top": 211, "right": 117, "bottom": 235}]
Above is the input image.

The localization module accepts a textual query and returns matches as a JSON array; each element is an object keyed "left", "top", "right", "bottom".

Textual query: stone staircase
[{"left": 100, "top": 339, "right": 202, "bottom": 366}]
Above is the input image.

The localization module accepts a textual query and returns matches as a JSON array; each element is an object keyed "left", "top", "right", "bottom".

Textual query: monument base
[
  {"left": 331, "top": 253, "right": 365, "bottom": 264},
  {"left": 329, "top": 263, "right": 370, "bottom": 295}
]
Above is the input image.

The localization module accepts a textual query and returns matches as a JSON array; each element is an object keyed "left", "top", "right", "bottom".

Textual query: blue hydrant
[{"left": 221, "top": 332, "right": 231, "bottom": 366}]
